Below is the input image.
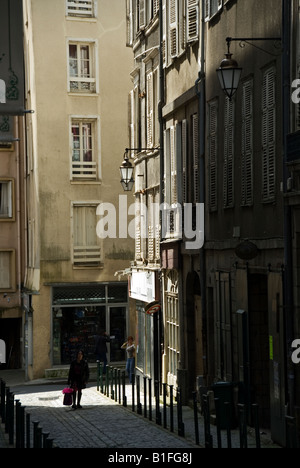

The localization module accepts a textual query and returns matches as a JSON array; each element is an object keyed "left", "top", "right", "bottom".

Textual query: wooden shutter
[
  {"left": 169, "top": 0, "right": 178, "bottom": 58},
  {"left": 209, "top": 100, "right": 218, "bottom": 210},
  {"left": 192, "top": 114, "right": 199, "bottom": 204},
  {"left": 262, "top": 67, "right": 276, "bottom": 201},
  {"left": 241, "top": 79, "right": 253, "bottom": 205},
  {"left": 126, "top": 0, "right": 133, "bottom": 46},
  {"left": 187, "top": 0, "right": 199, "bottom": 42},
  {"left": 146, "top": 72, "right": 154, "bottom": 147},
  {"left": 139, "top": 0, "right": 146, "bottom": 29},
  {"left": 223, "top": 97, "right": 234, "bottom": 207},
  {"left": 170, "top": 126, "right": 177, "bottom": 205},
  {"left": 182, "top": 119, "right": 188, "bottom": 204}
]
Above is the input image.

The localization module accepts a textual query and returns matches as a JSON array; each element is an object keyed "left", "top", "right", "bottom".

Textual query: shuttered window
[
  {"left": 241, "top": 79, "right": 253, "bottom": 206},
  {"left": 0, "top": 250, "right": 15, "bottom": 290},
  {"left": 208, "top": 100, "right": 218, "bottom": 210},
  {"left": 187, "top": 0, "right": 199, "bottom": 42},
  {"left": 223, "top": 97, "right": 235, "bottom": 208},
  {"left": 71, "top": 119, "right": 97, "bottom": 180},
  {"left": 192, "top": 114, "right": 199, "bottom": 204},
  {"left": 0, "top": 180, "right": 13, "bottom": 219},
  {"left": 169, "top": 0, "right": 179, "bottom": 58},
  {"left": 68, "top": 42, "right": 96, "bottom": 94},
  {"left": 73, "top": 205, "right": 101, "bottom": 266},
  {"left": 205, "top": 0, "right": 222, "bottom": 21},
  {"left": 262, "top": 67, "right": 276, "bottom": 202},
  {"left": 66, "top": 0, "right": 95, "bottom": 17}
]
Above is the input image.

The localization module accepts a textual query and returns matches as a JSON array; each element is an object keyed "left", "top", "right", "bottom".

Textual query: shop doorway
[
  {"left": 248, "top": 274, "right": 270, "bottom": 428},
  {"left": 53, "top": 305, "right": 127, "bottom": 365},
  {"left": 0, "top": 318, "right": 21, "bottom": 369}
]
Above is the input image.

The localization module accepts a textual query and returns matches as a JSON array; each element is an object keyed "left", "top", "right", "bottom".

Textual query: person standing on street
[
  {"left": 94, "top": 330, "right": 110, "bottom": 374},
  {"left": 68, "top": 350, "right": 89, "bottom": 409},
  {"left": 121, "top": 336, "right": 135, "bottom": 383}
]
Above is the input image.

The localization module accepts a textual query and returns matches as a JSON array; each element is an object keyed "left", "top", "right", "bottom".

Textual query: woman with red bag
[{"left": 68, "top": 350, "right": 90, "bottom": 409}]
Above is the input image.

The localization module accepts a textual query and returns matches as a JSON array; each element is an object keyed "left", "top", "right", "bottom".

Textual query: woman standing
[
  {"left": 121, "top": 336, "right": 135, "bottom": 383},
  {"left": 68, "top": 350, "right": 89, "bottom": 409}
]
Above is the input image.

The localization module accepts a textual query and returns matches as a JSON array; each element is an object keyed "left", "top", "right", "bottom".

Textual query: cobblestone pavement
[{"left": 0, "top": 370, "right": 282, "bottom": 450}]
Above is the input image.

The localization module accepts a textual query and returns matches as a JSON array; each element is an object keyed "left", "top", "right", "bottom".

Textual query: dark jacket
[
  {"left": 95, "top": 334, "right": 110, "bottom": 354},
  {"left": 68, "top": 359, "right": 89, "bottom": 388}
]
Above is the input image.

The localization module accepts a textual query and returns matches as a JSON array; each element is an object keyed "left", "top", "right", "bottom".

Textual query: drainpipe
[
  {"left": 195, "top": 0, "right": 207, "bottom": 385},
  {"left": 282, "top": 0, "right": 295, "bottom": 417}
]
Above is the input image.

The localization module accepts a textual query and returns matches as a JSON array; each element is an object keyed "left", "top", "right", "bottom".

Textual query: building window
[
  {"left": 205, "top": 0, "right": 222, "bottom": 21},
  {"left": 262, "top": 67, "right": 276, "bottom": 202},
  {"left": 241, "top": 79, "right": 253, "bottom": 206},
  {"left": 0, "top": 179, "right": 14, "bottom": 220},
  {"left": 66, "top": 0, "right": 96, "bottom": 17},
  {"left": 72, "top": 204, "right": 101, "bottom": 267},
  {"left": 223, "top": 97, "right": 235, "bottom": 208},
  {"left": 165, "top": 270, "right": 179, "bottom": 386},
  {"left": 68, "top": 42, "right": 96, "bottom": 93},
  {"left": 71, "top": 118, "right": 98, "bottom": 180},
  {"left": 0, "top": 250, "right": 15, "bottom": 290}
]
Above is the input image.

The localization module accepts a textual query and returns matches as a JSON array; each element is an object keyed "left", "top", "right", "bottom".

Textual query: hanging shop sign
[
  {"left": 0, "top": 0, "right": 25, "bottom": 115},
  {"left": 130, "top": 271, "right": 156, "bottom": 303}
]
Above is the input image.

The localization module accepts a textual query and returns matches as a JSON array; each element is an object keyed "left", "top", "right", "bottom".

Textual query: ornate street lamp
[
  {"left": 217, "top": 37, "right": 281, "bottom": 100},
  {"left": 120, "top": 151, "right": 134, "bottom": 192},
  {"left": 216, "top": 38, "right": 242, "bottom": 100}
]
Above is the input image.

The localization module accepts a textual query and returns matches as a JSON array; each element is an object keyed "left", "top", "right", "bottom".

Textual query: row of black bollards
[
  {"left": 0, "top": 378, "right": 54, "bottom": 448},
  {"left": 201, "top": 392, "right": 262, "bottom": 449},
  {"left": 96, "top": 363, "right": 185, "bottom": 440}
]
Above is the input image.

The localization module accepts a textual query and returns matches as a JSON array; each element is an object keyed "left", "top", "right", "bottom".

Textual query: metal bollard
[
  {"left": 155, "top": 380, "right": 161, "bottom": 425},
  {"left": 170, "top": 385, "right": 174, "bottom": 432},
  {"left": 177, "top": 387, "right": 184, "bottom": 437},
  {"left": 114, "top": 368, "right": 118, "bottom": 402},
  {"left": 148, "top": 378, "right": 152, "bottom": 421},
  {"left": 122, "top": 371, "right": 127, "bottom": 407},
  {"left": 136, "top": 375, "right": 142, "bottom": 415},
  {"left": 131, "top": 374, "right": 135, "bottom": 412},
  {"left": 118, "top": 369, "right": 121, "bottom": 404},
  {"left": 32, "top": 421, "right": 39, "bottom": 448},
  {"left": 163, "top": 383, "right": 167, "bottom": 429},
  {"left": 251, "top": 404, "right": 261, "bottom": 449},
  {"left": 214, "top": 398, "right": 222, "bottom": 448},
  {"left": 143, "top": 377, "right": 147, "bottom": 418},
  {"left": 26, "top": 412, "right": 31, "bottom": 448},
  {"left": 96, "top": 360, "right": 100, "bottom": 391},
  {"left": 192, "top": 391, "right": 199, "bottom": 446},
  {"left": 238, "top": 403, "right": 247, "bottom": 448},
  {"left": 224, "top": 402, "right": 232, "bottom": 448},
  {"left": 202, "top": 393, "right": 213, "bottom": 448}
]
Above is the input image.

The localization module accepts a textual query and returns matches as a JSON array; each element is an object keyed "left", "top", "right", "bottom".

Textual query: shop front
[
  {"left": 52, "top": 283, "right": 128, "bottom": 366},
  {"left": 130, "top": 270, "right": 161, "bottom": 387}
]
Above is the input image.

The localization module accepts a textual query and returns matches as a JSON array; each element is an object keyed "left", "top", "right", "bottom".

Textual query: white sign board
[{"left": 130, "top": 271, "right": 156, "bottom": 303}]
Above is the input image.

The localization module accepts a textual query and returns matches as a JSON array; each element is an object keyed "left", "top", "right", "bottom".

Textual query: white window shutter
[
  {"left": 126, "top": 0, "right": 133, "bottom": 46},
  {"left": 146, "top": 72, "right": 154, "bottom": 148},
  {"left": 169, "top": 0, "right": 178, "bottom": 58},
  {"left": 187, "top": 0, "right": 199, "bottom": 43},
  {"left": 170, "top": 126, "right": 177, "bottom": 205},
  {"left": 139, "top": 0, "right": 146, "bottom": 29},
  {"left": 182, "top": 119, "right": 188, "bottom": 204}
]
